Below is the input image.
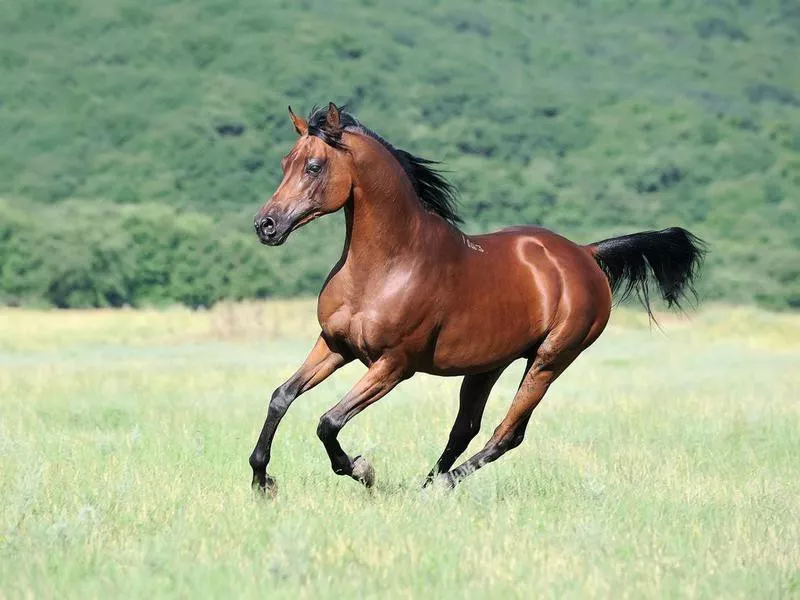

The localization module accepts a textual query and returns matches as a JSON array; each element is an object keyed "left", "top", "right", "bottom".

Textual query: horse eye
[{"left": 305, "top": 161, "right": 323, "bottom": 175}]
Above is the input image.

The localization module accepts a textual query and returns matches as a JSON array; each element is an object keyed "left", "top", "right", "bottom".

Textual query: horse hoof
[
  {"left": 351, "top": 456, "right": 375, "bottom": 488},
  {"left": 425, "top": 473, "right": 455, "bottom": 491},
  {"left": 252, "top": 474, "right": 278, "bottom": 498}
]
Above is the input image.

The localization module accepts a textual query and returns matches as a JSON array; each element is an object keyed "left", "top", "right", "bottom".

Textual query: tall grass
[{"left": 1, "top": 302, "right": 798, "bottom": 598}]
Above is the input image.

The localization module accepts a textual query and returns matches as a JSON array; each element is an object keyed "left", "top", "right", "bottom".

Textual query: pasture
[{"left": 1, "top": 301, "right": 798, "bottom": 598}]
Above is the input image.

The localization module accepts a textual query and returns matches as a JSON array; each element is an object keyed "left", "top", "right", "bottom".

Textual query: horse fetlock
[
  {"left": 427, "top": 471, "right": 456, "bottom": 490},
  {"left": 422, "top": 470, "right": 444, "bottom": 489},
  {"left": 330, "top": 456, "right": 351, "bottom": 476},
  {"left": 249, "top": 448, "right": 268, "bottom": 472},
  {"left": 251, "top": 472, "right": 278, "bottom": 498}
]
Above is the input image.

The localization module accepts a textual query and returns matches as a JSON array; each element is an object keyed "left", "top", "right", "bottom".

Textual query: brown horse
[{"left": 250, "top": 103, "right": 705, "bottom": 493}]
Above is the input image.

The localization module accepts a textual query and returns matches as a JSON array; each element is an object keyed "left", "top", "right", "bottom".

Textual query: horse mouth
[
  {"left": 258, "top": 231, "right": 288, "bottom": 246},
  {"left": 258, "top": 210, "right": 321, "bottom": 246}
]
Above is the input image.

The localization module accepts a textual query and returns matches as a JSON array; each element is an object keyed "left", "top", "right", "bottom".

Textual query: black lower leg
[
  {"left": 424, "top": 368, "right": 505, "bottom": 486},
  {"left": 439, "top": 337, "right": 576, "bottom": 488},
  {"left": 443, "top": 418, "right": 529, "bottom": 488},
  {"left": 250, "top": 388, "right": 295, "bottom": 490},
  {"left": 316, "top": 413, "right": 353, "bottom": 476},
  {"left": 248, "top": 336, "right": 351, "bottom": 493},
  {"left": 314, "top": 359, "right": 404, "bottom": 488},
  {"left": 316, "top": 413, "right": 376, "bottom": 487}
]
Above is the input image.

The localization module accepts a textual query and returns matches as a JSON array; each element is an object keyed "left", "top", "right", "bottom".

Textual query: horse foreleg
[
  {"left": 249, "top": 335, "right": 351, "bottom": 495},
  {"left": 423, "top": 366, "right": 507, "bottom": 487},
  {"left": 316, "top": 357, "right": 406, "bottom": 488}
]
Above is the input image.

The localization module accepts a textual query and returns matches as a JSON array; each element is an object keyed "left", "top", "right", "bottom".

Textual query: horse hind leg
[
  {"left": 440, "top": 340, "right": 582, "bottom": 488},
  {"left": 423, "top": 366, "right": 507, "bottom": 487}
]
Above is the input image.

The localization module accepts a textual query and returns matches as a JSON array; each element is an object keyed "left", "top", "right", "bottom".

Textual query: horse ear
[
  {"left": 325, "top": 102, "right": 342, "bottom": 132},
  {"left": 288, "top": 106, "right": 308, "bottom": 136}
]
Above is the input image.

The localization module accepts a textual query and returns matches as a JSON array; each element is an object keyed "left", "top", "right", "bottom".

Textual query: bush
[{"left": 0, "top": 201, "right": 289, "bottom": 308}]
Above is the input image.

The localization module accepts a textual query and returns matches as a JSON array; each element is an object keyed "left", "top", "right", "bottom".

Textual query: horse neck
[{"left": 342, "top": 138, "right": 448, "bottom": 273}]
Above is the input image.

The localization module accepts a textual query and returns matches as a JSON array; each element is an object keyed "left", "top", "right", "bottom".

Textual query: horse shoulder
[{"left": 317, "top": 268, "right": 352, "bottom": 339}]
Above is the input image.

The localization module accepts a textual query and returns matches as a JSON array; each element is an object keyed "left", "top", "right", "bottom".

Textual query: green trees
[
  {"left": 0, "top": 0, "right": 797, "bottom": 308},
  {"left": 0, "top": 201, "right": 285, "bottom": 307}
]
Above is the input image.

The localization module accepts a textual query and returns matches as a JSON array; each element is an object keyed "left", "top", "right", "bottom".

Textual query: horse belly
[{"left": 428, "top": 301, "right": 542, "bottom": 375}]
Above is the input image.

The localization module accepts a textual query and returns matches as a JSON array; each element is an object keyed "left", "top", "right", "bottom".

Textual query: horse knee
[
  {"left": 491, "top": 426, "right": 526, "bottom": 456},
  {"left": 268, "top": 387, "right": 293, "bottom": 418},
  {"left": 316, "top": 413, "right": 341, "bottom": 444}
]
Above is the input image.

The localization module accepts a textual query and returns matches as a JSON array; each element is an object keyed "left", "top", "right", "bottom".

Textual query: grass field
[{"left": 1, "top": 301, "right": 798, "bottom": 598}]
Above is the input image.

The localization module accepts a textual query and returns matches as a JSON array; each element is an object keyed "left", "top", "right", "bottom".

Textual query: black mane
[{"left": 307, "top": 106, "right": 461, "bottom": 225}]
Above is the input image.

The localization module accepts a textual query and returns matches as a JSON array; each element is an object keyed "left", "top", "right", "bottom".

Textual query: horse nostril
[
  {"left": 262, "top": 217, "right": 277, "bottom": 236},
  {"left": 255, "top": 216, "right": 277, "bottom": 238}
]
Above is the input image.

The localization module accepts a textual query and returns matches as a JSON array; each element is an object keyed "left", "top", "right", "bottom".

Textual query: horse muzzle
[{"left": 254, "top": 214, "right": 288, "bottom": 246}]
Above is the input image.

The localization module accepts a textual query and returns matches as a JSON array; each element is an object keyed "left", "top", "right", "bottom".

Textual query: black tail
[{"left": 590, "top": 227, "right": 707, "bottom": 320}]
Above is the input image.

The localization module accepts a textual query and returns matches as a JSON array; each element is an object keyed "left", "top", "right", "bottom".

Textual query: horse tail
[{"left": 587, "top": 227, "right": 707, "bottom": 320}]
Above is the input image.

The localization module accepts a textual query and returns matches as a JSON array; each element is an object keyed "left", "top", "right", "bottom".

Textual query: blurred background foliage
[{"left": 0, "top": 0, "right": 797, "bottom": 308}]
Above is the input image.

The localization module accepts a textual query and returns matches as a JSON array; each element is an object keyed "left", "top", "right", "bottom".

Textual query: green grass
[{"left": 1, "top": 302, "right": 799, "bottom": 598}]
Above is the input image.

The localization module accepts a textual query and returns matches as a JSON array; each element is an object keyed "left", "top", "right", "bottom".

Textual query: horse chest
[
  {"left": 320, "top": 305, "right": 351, "bottom": 342},
  {"left": 318, "top": 271, "right": 428, "bottom": 364},
  {"left": 320, "top": 307, "right": 386, "bottom": 364}
]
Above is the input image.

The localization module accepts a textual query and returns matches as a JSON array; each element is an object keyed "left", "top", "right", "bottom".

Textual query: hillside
[{"left": 0, "top": 0, "right": 798, "bottom": 308}]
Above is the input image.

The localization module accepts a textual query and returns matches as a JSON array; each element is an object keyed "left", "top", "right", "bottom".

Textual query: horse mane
[{"left": 307, "top": 106, "right": 462, "bottom": 225}]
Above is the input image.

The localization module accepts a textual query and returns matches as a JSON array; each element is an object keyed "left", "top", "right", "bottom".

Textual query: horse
[{"left": 249, "top": 102, "right": 705, "bottom": 494}]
